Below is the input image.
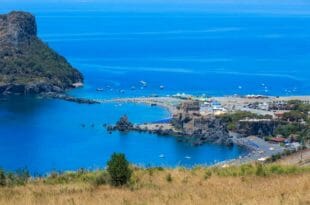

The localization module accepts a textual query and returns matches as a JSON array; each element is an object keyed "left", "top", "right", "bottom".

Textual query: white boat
[
  {"left": 159, "top": 85, "right": 165, "bottom": 90},
  {"left": 140, "top": 80, "right": 147, "bottom": 87},
  {"left": 159, "top": 154, "right": 165, "bottom": 158},
  {"left": 96, "top": 88, "right": 104, "bottom": 91},
  {"left": 185, "top": 156, "right": 191, "bottom": 159}
]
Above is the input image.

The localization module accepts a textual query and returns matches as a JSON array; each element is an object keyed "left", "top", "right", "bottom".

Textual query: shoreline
[
  {"left": 19, "top": 93, "right": 309, "bottom": 165},
  {"left": 216, "top": 136, "right": 285, "bottom": 166},
  {"left": 104, "top": 95, "right": 310, "bottom": 164},
  {"left": 99, "top": 94, "right": 310, "bottom": 115}
]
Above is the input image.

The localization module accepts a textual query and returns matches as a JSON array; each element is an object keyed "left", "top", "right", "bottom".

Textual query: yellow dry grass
[{"left": 0, "top": 168, "right": 309, "bottom": 205}]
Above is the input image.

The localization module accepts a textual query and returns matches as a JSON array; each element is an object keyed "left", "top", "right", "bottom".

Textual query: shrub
[
  {"left": 128, "top": 174, "right": 141, "bottom": 190},
  {"left": 282, "top": 111, "right": 307, "bottom": 122},
  {"left": 255, "top": 163, "right": 266, "bottom": 177},
  {"left": 4, "top": 168, "right": 30, "bottom": 186},
  {"left": 269, "top": 165, "right": 285, "bottom": 174},
  {"left": 240, "top": 164, "right": 255, "bottom": 176},
  {"left": 107, "top": 153, "right": 132, "bottom": 186},
  {"left": 0, "top": 169, "right": 6, "bottom": 186},
  {"left": 93, "top": 172, "right": 110, "bottom": 186},
  {"left": 204, "top": 169, "right": 212, "bottom": 180},
  {"left": 218, "top": 111, "right": 271, "bottom": 131},
  {"left": 165, "top": 173, "right": 172, "bottom": 182},
  {"left": 270, "top": 154, "right": 281, "bottom": 162}
]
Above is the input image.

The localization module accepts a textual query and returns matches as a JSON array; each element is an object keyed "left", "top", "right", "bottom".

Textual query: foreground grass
[{"left": 0, "top": 164, "right": 310, "bottom": 205}]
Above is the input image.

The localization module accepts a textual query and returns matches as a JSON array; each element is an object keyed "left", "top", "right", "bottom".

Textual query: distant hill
[{"left": 0, "top": 11, "right": 83, "bottom": 95}]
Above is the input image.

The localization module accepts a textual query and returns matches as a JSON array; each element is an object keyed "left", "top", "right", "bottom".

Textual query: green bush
[
  {"left": 282, "top": 111, "right": 307, "bottom": 122},
  {"left": 165, "top": 173, "right": 172, "bottom": 182},
  {"left": 107, "top": 153, "right": 132, "bottom": 186},
  {"left": 204, "top": 169, "right": 212, "bottom": 180},
  {"left": 255, "top": 164, "right": 266, "bottom": 177},
  {"left": 0, "top": 169, "right": 6, "bottom": 186},
  {"left": 240, "top": 164, "right": 256, "bottom": 176},
  {"left": 269, "top": 165, "right": 285, "bottom": 174},
  {"left": 218, "top": 111, "right": 272, "bottom": 131},
  {"left": 93, "top": 172, "right": 110, "bottom": 186}
]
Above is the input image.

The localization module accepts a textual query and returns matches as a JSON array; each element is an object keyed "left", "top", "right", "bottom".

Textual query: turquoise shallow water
[{"left": 0, "top": 1, "right": 310, "bottom": 174}]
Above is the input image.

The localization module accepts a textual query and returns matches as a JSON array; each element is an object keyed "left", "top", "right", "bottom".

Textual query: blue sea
[{"left": 0, "top": 1, "right": 310, "bottom": 174}]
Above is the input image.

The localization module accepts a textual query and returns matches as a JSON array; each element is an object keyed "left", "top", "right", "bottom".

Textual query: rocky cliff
[
  {"left": 171, "top": 112, "right": 233, "bottom": 146},
  {"left": 110, "top": 101, "right": 233, "bottom": 146},
  {"left": 0, "top": 11, "right": 83, "bottom": 95},
  {"left": 237, "top": 120, "right": 281, "bottom": 137}
]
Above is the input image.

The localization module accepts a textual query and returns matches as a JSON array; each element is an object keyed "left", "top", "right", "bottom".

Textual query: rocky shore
[
  {"left": 108, "top": 101, "right": 234, "bottom": 146},
  {"left": 106, "top": 95, "right": 309, "bottom": 164},
  {"left": 42, "top": 92, "right": 99, "bottom": 104}
]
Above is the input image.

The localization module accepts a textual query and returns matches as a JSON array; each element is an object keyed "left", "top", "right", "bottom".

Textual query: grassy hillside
[{"left": 0, "top": 164, "right": 309, "bottom": 205}]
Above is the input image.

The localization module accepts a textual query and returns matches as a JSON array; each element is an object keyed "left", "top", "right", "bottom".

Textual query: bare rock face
[
  {"left": 169, "top": 101, "right": 232, "bottom": 145},
  {"left": 237, "top": 120, "right": 281, "bottom": 137},
  {"left": 0, "top": 11, "right": 83, "bottom": 95},
  {"left": 0, "top": 11, "right": 36, "bottom": 46},
  {"left": 171, "top": 111, "right": 232, "bottom": 146}
]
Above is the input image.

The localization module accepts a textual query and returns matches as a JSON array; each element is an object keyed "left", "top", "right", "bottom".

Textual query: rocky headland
[
  {"left": 109, "top": 101, "right": 233, "bottom": 146},
  {"left": 0, "top": 11, "right": 83, "bottom": 95},
  {"left": 107, "top": 96, "right": 309, "bottom": 156}
]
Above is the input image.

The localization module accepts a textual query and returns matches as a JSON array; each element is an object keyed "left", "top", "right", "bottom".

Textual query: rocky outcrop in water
[
  {"left": 0, "top": 11, "right": 83, "bottom": 95},
  {"left": 108, "top": 115, "right": 134, "bottom": 132},
  {"left": 171, "top": 111, "right": 233, "bottom": 146}
]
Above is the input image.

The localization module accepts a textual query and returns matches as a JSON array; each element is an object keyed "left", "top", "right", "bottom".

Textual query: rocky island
[{"left": 0, "top": 11, "right": 83, "bottom": 95}]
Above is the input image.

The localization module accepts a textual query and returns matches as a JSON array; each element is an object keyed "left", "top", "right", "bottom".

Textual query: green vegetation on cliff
[
  {"left": 0, "top": 37, "right": 82, "bottom": 88},
  {"left": 218, "top": 111, "right": 272, "bottom": 131},
  {"left": 277, "top": 100, "right": 310, "bottom": 142}
]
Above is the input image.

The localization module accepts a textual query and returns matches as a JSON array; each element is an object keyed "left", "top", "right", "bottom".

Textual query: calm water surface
[
  {"left": 1, "top": 2, "right": 310, "bottom": 174},
  {"left": 0, "top": 96, "right": 245, "bottom": 174}
]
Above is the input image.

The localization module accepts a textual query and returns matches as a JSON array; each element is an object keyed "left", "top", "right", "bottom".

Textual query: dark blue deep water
[
  {"left": 0, "top": 1, "right": 309, "bottom": 174},
  {"left": 0, "top": 96, "right": 246, "bottom": 174}
]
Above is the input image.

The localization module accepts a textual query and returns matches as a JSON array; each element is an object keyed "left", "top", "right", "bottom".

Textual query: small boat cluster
[{"left": 95, "top": 80, "right": 165, "bottom": 94}]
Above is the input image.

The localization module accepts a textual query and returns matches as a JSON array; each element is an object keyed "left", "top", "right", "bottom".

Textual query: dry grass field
[{"left": 0, "top": 164, "right": 309, "bottom": 205}]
